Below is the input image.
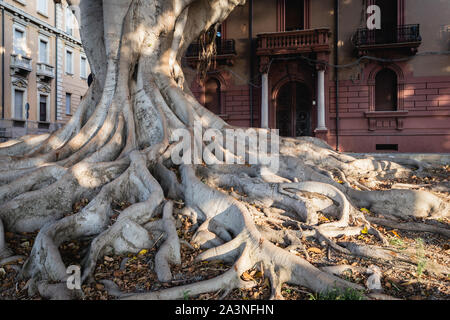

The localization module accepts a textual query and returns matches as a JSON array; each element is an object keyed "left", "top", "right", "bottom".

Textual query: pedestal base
[{"left": 314, "top": 128, "right": 329, "bottom": 142}]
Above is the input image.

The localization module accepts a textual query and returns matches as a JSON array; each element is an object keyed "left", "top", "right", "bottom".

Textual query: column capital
[
  {"left": 315, "top": 61, "right": 327, "bottom": 72},
  {"left": 259, "top": 56, "right": 271, "bottom": 74}
]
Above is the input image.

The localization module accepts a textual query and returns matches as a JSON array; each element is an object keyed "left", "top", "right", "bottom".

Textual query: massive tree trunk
[{"left": 0, "top": 0, "right": 448, "bottom": 300}]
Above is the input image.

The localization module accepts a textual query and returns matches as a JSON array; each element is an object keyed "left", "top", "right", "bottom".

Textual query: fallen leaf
[
  {"left": 138, "top": 249, "right": 148, "bottom": 256},
  {"left": 391, "top": 230, "right": 400, "bottom": 238},
  {"left": 307, "top": 247, "right": 322, "bottom": 254},
  {"left": 360, "top": 208, "right": 370, "bottom": 214},
  {"left": 241, "top": 271, "right": 255, "bottom": 282},
  {"left": 361, "top": 227, "right": 369, "bottom": 234}
]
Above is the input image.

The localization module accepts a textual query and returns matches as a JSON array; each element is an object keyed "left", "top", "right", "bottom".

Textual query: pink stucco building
[{"left": 187, "top": 0, "right": 450, "bottom": 153}]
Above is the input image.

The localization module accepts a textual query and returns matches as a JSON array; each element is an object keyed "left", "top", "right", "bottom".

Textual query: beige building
[{"left": 0, "top": 0, "right": 90, "bottom": 141}]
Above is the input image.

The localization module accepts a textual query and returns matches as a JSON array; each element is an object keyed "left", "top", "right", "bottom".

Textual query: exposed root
[
  {"left": 0, "top": 0, "right": 448, "bottom": 302},
  {"left": 0, "top": 218, "right": 12, "bottom": 259},
  {"left": 366, "top": 217, "right": 450, "bottom": 238},
  {"left": 154, "top": 201, "right": 181, "bottom": 282}
]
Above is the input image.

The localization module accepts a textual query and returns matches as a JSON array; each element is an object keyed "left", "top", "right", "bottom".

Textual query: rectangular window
[
  {"left": 285, "top": 0, "right": 305, "bottom": 31},
  {"left": 37, "top": 0, "right": 48, "bottom": 16},
  {"left": 65, "top": 49, "right": 73, "bottom": 74},
  {"left": 65, "top": 93, "right": 72, "bottom": 115},
  {"left": 14, "top": 89, "right": 24, "bottom": 119},
  {"left": 66, "top": 8, "right": 75, "bottom": 35},
  {"left": 80, "top": 56, "right": 87, "bottom": 79},
  {"left": 39, "top": 95, "right": 47, "bottom": 122},
  {"left": 39, "top": 39, "right": 49, "bottom": 63},
  {"left": 13, "top": 28, "right": 26, "bottom": 56}
]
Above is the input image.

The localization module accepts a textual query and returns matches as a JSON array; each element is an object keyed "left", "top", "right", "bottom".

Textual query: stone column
[
  {"left": 316, "top": 68, "right": 327, "bottom": 131},
  {"left": 261, "top": 72, "right": 269, "bottom": 128}
]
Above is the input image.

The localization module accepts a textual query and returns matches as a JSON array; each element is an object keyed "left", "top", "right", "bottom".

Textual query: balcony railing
[
  {"left": 36, "top": 62, "right": 55, "bottom": 80},
  {"left": 186, "top": 39, "right": 236, "bottom": 58},
  {"left": 10, "top": 54, "right": 32, "bottom": 74},
  {"left": 256, "top": 28, "right": 331, "bottom": 56},
  {"left": 185, "top": 39, "right": 236, "bottom": 67},
  {"left": 353, "top": 24, "right": 422, "bottom": 51}
]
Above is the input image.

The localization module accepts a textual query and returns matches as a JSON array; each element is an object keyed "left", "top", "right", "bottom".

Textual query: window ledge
[
  {"left": 364, "top": 111, "right": 409, "bottom": 118},
  {"left": 365, "top": 111, "right": 408, "bottom": 131},
  {"left": 13, "top": 0, "right": 26, "bottom": 7},
  {"left": 37, "top": 11, "right": 49, "bottom": 19}
]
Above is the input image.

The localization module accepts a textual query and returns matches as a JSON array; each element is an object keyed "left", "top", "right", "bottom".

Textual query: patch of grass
[
  {"left": 415, "top": 238, "right": 427, "bottom": 279},
  {"left": 308, "top": 287, "right": 365, "bottom": 300},
  {"left": 183, "top": 290, "right": 191, "bottom": 300},
  {"left": 389, "top": 237, "right": 406, "bottom": 249}
]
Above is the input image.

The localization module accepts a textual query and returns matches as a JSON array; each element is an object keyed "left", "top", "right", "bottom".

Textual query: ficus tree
[{"left": 0, "top": 0, "right": 448, "bottom": 300}]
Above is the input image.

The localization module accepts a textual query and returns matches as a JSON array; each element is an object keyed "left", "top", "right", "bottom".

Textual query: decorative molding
[
  {"left": 11, "top": 76, "right": 28, "bottom": 88},
  {"left": 259, "top": 56, "right": 271, "bottom": 74},
  {"left": 12, "top": 17, "right": 29, "bottom": 27},
  {"left": 365, "top": 111, "right": 408, "bottom": 131},
  {"left": 38, "top": 29, "right": 53, "bottom": 38},
  {"left": 37, "top": 82, "right": 52, "bottom": 94}
]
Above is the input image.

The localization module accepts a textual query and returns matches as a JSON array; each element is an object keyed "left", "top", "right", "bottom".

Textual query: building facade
[
  {"left": 188, "top": 0, "right": 450, "bottom": 153},
  {"left": 0, "top": 0, "right": 90, "bottom": 141}
]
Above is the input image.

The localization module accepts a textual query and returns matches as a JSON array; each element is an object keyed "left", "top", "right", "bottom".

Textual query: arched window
[
  {"left": 375, "top": 68, "right": 398, "bottom": 111},
  {"left": 204, "top": 78, "right": 221, "bottom": 115}
]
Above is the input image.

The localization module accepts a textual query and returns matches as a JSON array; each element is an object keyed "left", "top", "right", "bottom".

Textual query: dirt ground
[{"left": 1, "top": 166, "right": 449, "bottom": 301}]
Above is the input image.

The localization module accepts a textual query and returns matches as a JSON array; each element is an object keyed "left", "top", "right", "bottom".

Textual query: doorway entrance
[{"left": 276, "top": 81, "right": 312, "bottom": 137}]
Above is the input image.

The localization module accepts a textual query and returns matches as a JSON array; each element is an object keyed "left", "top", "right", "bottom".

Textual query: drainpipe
[
  {"left": 334, "top": 0, "right": 340, "bottom": 151},
  {"left": 2, "top": 6, "right": 4, "bottom": 119},
  {"left": 248, "top": 0, "right": 254, "bottom": 127},
  {"left": 54, "top": 3, "right": 58, "bottom": 123}
]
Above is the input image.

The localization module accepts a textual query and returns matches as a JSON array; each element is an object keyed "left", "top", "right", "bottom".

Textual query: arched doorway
[{"left": 276, "top": 81, "right": 312, "bottom": 137}]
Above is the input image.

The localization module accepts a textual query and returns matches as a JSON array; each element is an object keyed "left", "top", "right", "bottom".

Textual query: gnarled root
[{"left": 0, "top": 0, "right": 448, "bottom": 301}]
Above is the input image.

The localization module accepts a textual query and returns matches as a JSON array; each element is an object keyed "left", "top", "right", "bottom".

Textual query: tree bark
[{"left": 0, "top": 0, "right": 448, "bottom": 300}]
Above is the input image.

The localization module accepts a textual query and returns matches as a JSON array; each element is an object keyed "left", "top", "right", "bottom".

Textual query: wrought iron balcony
[
  {"left": 36, "top": 62, "right": 55, "bottom": 80},
  {"left": 353, "top": 24, "right": 422, "bottom": 55},
  {"left": 185, "top": 39, "right": 236, "bottom": 68},
  {"left": 186, "top": 39, "right": 236, "bottom": 58},
  {"left": 10, "top": 54, "right": 32, "bottom": 75},
  {"left": 256, "top": 28, "right": 331, "bottom": 56}
]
